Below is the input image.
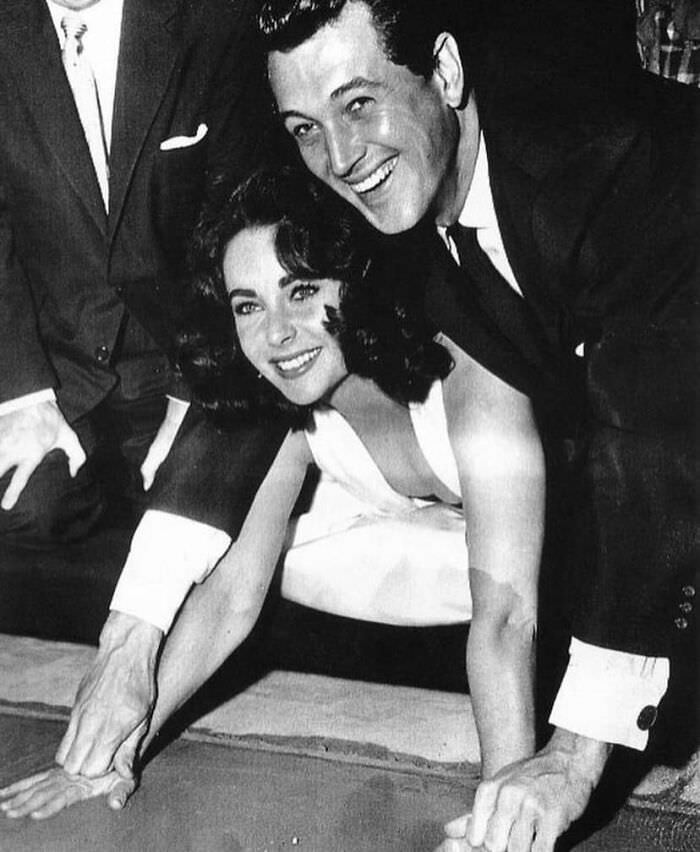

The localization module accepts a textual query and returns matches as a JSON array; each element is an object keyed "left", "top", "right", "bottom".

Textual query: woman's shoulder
[{"left": 437, "top": 333, "right": 534, "bottom": 431}]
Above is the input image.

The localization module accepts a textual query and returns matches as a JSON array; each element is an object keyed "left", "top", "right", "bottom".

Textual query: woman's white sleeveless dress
[{"left": 280, "top": 381, "right": 472, "bottom": 626}]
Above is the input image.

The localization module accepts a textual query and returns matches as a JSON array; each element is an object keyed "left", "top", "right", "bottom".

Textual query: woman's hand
[{"left": 0, "top": 766, "right": 136, "bottom": 820}]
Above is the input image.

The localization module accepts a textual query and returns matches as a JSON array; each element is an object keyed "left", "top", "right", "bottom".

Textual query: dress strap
[
  {"left": 409, "top": 381, "right": 461, "bottom": 498},
  {"left": 305, "top": 408, "right": 418, "bottom": 515}
]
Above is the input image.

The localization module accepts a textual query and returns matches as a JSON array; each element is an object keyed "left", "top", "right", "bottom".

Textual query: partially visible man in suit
[{"left": 0, "top": 0, "right": 273, "bottom": 566}]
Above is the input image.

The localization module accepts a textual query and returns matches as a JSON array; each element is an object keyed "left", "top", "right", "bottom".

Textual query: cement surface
[
  {"left": 1, "top": 714, "right": 698, "bottom": 852},
  {"left": 0, "top": 714, "right": 472, "bottom": 852},
  {"left": 0, "top": 634, "right": 480, "bottom": 766}
]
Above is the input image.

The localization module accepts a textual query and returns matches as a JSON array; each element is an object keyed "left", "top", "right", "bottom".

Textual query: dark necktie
[{"left": 443, "top": 222, "right": 560, "bottom": 396}]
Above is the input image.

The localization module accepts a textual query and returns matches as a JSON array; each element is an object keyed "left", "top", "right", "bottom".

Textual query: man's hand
[
  {"left": 434, "top": 815, "right": 476, "bottom": 851},
  {"left": 56, "top": 611, "right": 163, "bottom": 778},
  {"left": 0, "top": 766, "right": 137, "bottom": 820},
  {"left": 446, "top": 729, "right": 610, "bottom": 852},
  {"left": 0, "top": 400, "right": 86, "bottom": 509},
  {"left": 140, "top": 397, "right": 189, "bottom": 491}
]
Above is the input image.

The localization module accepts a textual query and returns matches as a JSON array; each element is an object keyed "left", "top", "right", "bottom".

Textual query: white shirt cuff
[
  {"left": 0, "top": 389, "right": 56, "bottom": 415},
  {"left": 549, "top": 638, "right": 670, "bottom": 750},
  {"left": 110, "top": 509, "right": 231, "bottom": 633},
  {"left": 165, "top": 395, "right": 189, "bottom": 408}
]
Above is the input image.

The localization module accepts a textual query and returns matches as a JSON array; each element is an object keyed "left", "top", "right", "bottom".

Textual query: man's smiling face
[{"left": 268, "top": 2, "right": 462, "bottom": 234}]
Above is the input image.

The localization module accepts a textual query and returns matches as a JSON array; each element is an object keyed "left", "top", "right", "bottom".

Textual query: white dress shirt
[{"left": 46, "top": 0, "right": 123, "bottom": 152}]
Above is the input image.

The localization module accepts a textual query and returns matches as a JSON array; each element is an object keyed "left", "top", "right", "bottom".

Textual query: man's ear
[{"left": 432, "top": 32, "right": 465, "bottom": 108}]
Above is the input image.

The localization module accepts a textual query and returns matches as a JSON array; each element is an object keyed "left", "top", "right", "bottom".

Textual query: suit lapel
[
  {"left": 1, "top": 0, "right": 107, "bottom": 232},
  {"left": 109, "top": 0, "right": 181, "bottom": 237}
]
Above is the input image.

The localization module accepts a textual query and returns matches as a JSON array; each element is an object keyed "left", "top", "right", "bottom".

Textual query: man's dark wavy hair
[
  {"left": 177, "top": 167, "right": 452, "bottom": 428},
  {"left": 258, "top": 0, "right": 470, "bottom": 82}
]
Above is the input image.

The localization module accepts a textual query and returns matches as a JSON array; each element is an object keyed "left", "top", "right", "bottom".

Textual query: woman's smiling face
[{"left": 224, "top": 225, "right": 348, "bottom": 406}]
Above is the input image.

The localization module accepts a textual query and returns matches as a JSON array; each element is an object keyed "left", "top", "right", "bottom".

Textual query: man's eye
[
  {"left": 347, "top": 97, "right": 373, "bottom": 116},
  {"left": 232, "top": 301, "right": 260, "bottom": 316}
]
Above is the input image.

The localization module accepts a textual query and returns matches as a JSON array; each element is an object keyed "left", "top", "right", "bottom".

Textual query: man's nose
[
  {"left": 266, "top": 310, "right": 296, "bottom": 346},
  {"left": 325, "top": 121, "right": 364, "bottom": 178}
]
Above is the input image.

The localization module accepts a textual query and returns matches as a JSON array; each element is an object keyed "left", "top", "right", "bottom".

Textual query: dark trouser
[{"left": 0, "top": 386, "right": 167, "bottom": 550}]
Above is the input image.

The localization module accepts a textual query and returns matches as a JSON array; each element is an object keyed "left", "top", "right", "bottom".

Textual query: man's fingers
[
  {"left": 468, "top": 779, "right": 499, "bottom": 847},
  {"left": 60, "top": 721, "right": 119, "bottom": 777},
  {"left": 481, "top": 786, "right": 524, "bottom": 852},
  {"left": 0, "top": 771, "right": 52, "bottom": 799},
  {"left": 140, "top": 449, "right": 160, "bottom": 491},
  {"left": 508, "top": 810, "right": 538, "bottom": 852},
  {"left": 443, "top": 813, "right": 471, "bottom": 839},
  {"left": 0, "top": 462, "right": 35, "bottom": 510},
  {"left": 70, "top": 733, "right": 123, "bottom": 779},
  {"left": 55, "top": 709, "right": 82, "bottom": 767},
  {"left": 113, "top": 728, "right": 142, "bottom": 780},
  {"left": 29, "top": 791, "right": 74, "bottom": 821},
  {"left": 107, "top": 776, "right": 137, "bottom": 811},
  {"left": 58, "top": 721, "right": 101, "bottom": 776},
  {"left": 56, "top": 427, "right": 86, "bottom": 478},
  {"left": 531, "top": 814, "right": 560, "bottom": 852},
  {"left": 1, "top": 778, "right": 56, "bottom": 817},
  {"left": 140, "top": 460, "right": 154, "bottom": 491}
]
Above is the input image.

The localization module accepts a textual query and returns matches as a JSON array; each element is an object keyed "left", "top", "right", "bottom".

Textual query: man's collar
[
  {"left": 457, "top": 133, "right": 497, "bottom": 230},
  {"left": 45, "top": 0, "right": 124, "bottom": 39}
]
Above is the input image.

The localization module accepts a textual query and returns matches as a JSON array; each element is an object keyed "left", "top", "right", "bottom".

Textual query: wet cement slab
[
  {"left": 1, "top": 714, "right": 698, "bottom": 852},
  {"left": 0, "top": 714, "right": 473, "bottom": 852}
]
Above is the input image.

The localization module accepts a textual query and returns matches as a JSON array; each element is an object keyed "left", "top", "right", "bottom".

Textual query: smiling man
[{"left": 259, "top": 1, "right": 699, "bottom": 850}]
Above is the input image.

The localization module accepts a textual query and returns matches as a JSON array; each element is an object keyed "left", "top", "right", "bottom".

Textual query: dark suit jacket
[
  {"left": 0, "top": 0, "right": 267, "bottom": 421},
  {"left": 423, "top": 48, "right": 699, "bottom": 659}
]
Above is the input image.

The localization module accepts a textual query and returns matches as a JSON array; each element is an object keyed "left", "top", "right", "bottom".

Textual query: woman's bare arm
[
  {"left": 442, "top": 339, "right": 544, "bottom": 778},
  {"left": 145, "top": 429, "right": 311, "bottom": 746}
]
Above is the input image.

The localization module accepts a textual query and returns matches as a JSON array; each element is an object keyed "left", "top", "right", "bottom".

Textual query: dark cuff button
[
  {"left": 95, "top": 345, "right": 110, "bottom": 364},
  {"left": 636, "top": 705, "right": 658, "bottom": 731},
  {"left": 682, "top": 585, "right": 696, "bottom": 598},
  {"left": 674, "top": 617, "right": 689, "bottom": 631},
  {"left": 679, "top": 601, "right": 693, "bottom": 614}
]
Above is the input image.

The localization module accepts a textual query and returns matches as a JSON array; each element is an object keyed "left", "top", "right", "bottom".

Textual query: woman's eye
[
  {"left": 232, "top": 301, "right": 260, "bottom": 316},
  {"left": 288, "top": 121, "right": 318, "bottom": 143},
  {"left": 290, "top": 283, "right": 319, "bottom": 301}
]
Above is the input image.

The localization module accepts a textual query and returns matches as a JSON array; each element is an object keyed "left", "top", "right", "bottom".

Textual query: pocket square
[{"left": 159, "top": 123, "right": 208, "bottom": 151}]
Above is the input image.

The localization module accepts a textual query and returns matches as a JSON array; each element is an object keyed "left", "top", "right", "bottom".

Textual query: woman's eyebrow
[
  {"left": 228, "top": 287, "right": 258, "bottom": 302},
  {"left": 279, "top": 274, "right": 302, "bottom": 289}
]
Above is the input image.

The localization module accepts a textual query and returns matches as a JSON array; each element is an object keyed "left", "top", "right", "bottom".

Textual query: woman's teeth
[{"left": 276, "top": 348, "right": 321, "bottom": 372}]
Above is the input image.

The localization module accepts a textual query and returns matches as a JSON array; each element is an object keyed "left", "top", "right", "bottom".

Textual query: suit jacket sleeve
[
  {"left": 147, "top": 404, "right": 290, "bottom": 539},
  {"left": 0, "top": 180, "right": 56, "bottom": 403}
]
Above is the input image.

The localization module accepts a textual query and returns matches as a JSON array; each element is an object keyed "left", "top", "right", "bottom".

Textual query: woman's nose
[{"left": 266, "top": 309, "right": 297, "bottom": 346}]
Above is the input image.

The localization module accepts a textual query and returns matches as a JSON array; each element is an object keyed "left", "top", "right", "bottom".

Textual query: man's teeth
[
  {"left": 276, "top": 348, "right": 320, "bottom": 372},
  {"left": 353, "top": 158, "right": 396, "bottom": 193}
]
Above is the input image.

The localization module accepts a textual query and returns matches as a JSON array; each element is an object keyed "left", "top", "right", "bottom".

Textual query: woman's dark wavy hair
[{"left": 177, "top": 166, "right": 452, "bottom": 428}]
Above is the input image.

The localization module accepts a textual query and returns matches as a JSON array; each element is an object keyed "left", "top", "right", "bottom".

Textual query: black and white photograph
[{"left": 0, "top": 1, "right": 697, "bottom": 849}]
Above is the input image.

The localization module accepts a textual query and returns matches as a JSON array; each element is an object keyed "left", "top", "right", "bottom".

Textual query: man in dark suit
[
  {"left": 0, "top": 0, "right": 272, "bottom": 546},
  {"left": 255, "top": 1, "right": 698, "bottom": 849}
]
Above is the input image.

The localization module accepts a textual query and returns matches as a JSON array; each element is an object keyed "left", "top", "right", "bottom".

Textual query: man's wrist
[
  {"left": 99, "top": 611, "right": 163, "bottom": 659},
  {"left": 547, "top": 727, "right": 611, "bottom": 784}
]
